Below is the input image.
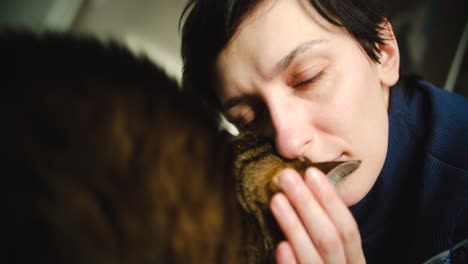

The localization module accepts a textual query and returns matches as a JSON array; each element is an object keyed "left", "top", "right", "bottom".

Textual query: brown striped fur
[
  {"left": 1, "top": 31, "right": 244, "bottom": 264},
  {"left": 231, "top": 131, "right": 360, "bottom": 263}
]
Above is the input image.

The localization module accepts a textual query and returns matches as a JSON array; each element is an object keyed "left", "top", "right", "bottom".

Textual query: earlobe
[{"left": 377, "top": 21, "right": 400, "bottom": 88}]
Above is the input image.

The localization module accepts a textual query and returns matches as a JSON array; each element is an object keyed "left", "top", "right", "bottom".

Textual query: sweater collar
[{"left": 350, "top": 84, "right": 424, "bottom": 239}]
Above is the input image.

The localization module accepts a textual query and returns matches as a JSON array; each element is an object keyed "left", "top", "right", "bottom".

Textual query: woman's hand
[{"left": 270, "top": 167, "right": 365, "bottom": 264}]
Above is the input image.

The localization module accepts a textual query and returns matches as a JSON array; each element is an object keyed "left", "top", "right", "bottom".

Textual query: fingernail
[
  {"left": 271, "top": 193, "right": 288, "bottom": 213},
  {"left": 279, "top": 169, "right": 297, "bottom": 190},
  {"left": 306, "top": 167, "right": 325, "bottom": 186}
]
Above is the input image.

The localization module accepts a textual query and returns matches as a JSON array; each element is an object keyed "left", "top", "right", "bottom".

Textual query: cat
[
  {"left": 231, "top": 131, "right": 360, "bottom": 263},
  {"left": 0, "top": 31, "right": 244, "bottom": 264}
]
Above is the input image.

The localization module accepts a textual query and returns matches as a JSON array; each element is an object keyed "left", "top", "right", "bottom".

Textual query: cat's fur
[
  {"left": 1, "top": 31, "right": 244, "bottom": 264},
  {"left": 231, "top": 131, "right": 360, "bottom": 263}
]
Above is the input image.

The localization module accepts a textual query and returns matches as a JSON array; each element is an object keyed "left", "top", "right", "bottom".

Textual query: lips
[
  {"left": 333, "top": 153, "right": 345, "bottom": 162},
  {"left": 302, "top": 152, "right": 346, "bottom": 164}
]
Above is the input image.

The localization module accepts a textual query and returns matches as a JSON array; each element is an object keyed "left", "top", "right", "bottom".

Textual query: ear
[{"left": 377, "top": 21, "right": 400, "bottom": 88}]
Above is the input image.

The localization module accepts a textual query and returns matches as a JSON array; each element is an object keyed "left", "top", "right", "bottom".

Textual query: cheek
[{"left": 328, "top": 56, "right": 389, "bottom": 153}]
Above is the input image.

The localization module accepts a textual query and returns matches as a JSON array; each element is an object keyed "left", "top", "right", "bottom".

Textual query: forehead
[{"left": 215, "top": 0, "right": 340, "bottom": 93}]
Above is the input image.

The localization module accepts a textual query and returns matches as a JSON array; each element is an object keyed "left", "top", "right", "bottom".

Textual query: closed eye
[
  {"left": 293, "top": 70, "right": 326, "bottom": 89},
  {"left": 240, "top": 104, "right": 268, "bottom": 131},
  {"left": 225, "top": 98, "right": 268, "bottom": 131}
]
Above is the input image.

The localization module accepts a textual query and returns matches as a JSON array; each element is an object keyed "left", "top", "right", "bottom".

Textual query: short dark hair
[{"left": 180, "top": 0, "right": 388, "bottom": 109}]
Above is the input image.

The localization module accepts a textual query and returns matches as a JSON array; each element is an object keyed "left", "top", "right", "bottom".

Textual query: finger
[
  {"left": 275, "top": 241, "right": 297, "bottom": 264},
  {"left": 278, "top": 169, "right": 346, "bottom": 263},
  {"left": 270, "top": 191, "right": 321, "bottom": 262},
  {"left": 304, "top": 167, "right": 366, "bottom": 263}
]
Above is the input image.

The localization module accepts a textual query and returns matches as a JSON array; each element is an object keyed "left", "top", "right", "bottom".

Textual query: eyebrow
[
  {"left": 273, "top": 39, "right": 326, "bottom": 76},
  {"left": 222, "top": 39, "right": 326, "bottom": 111},
  {"left": 222, "top": 94, "right": 255, "bottom": 112}
]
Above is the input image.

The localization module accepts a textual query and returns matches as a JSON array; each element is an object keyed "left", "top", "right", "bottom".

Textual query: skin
[{"left": 215, "top": 0, "right": 400, "bottom": 262}]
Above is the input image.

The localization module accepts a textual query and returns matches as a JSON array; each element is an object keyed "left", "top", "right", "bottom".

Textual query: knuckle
[
  {"left": 289, "top": 185, "right": 310, "bottom": 204},
  {"left": 315, "top": 233, "right": 341, "bottom": 255},
  {"left": 288, "top": 220, "right": 305, "bottom": 236},
  {"left": 280, "top": 213, "right": 302, "bottom": 234},
  {"left": 341, "top": 222, "right": 360, "bottom": 243},
  {"left": 319, "top": 190, "right": 337, "bottom": 207},
  {"left": 311, "top": 258, "right": 324, "bottom": 264}
]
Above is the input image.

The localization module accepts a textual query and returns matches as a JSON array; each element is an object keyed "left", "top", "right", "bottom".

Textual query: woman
[{"left": 180, "top": 0, "right": 468, "bottom": 263}]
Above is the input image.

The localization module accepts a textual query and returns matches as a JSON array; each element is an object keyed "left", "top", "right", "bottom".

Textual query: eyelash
[
  {"left": 293, "top": 70, "right": 326, "bottom": 89},
  {"left": 233, "top": 70, "right": 326, "bottom": 129},
  {"left": 237, "top": 103, "right": 267, "bottom": 130}
]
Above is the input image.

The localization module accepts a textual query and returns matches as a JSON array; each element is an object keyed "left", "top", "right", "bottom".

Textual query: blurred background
[{"left": 0, "top": 0, "right": 467, "bottom": 96}]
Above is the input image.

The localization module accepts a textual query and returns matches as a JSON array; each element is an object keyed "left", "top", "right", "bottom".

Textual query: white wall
[
  {"left": 0, "top": 0, "right": 187, "bottom": 80},
  {"left": 0, "top": 0, "right": 83, "bottom": 32},
  {"left": 72, "top": 0, "right": 188, "bottom": 81}
]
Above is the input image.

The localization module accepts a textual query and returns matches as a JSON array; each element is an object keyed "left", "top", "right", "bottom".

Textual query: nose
[{"left": 266, "top": 96, "right": 312, "bottom": 160}]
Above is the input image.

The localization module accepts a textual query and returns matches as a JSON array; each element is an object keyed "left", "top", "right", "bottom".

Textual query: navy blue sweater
[{"left": 350, "top": 80, "right": 468, "bottom": 263}]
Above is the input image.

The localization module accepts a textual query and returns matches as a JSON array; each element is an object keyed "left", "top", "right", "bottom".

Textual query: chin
[{"left": 337, "top": 162, "right": 380, "bottom": 207}]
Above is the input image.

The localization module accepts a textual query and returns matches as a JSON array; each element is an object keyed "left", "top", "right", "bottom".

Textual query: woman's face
[{"left": 215, "top": 0, "right": 399, "bottom": 206}]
